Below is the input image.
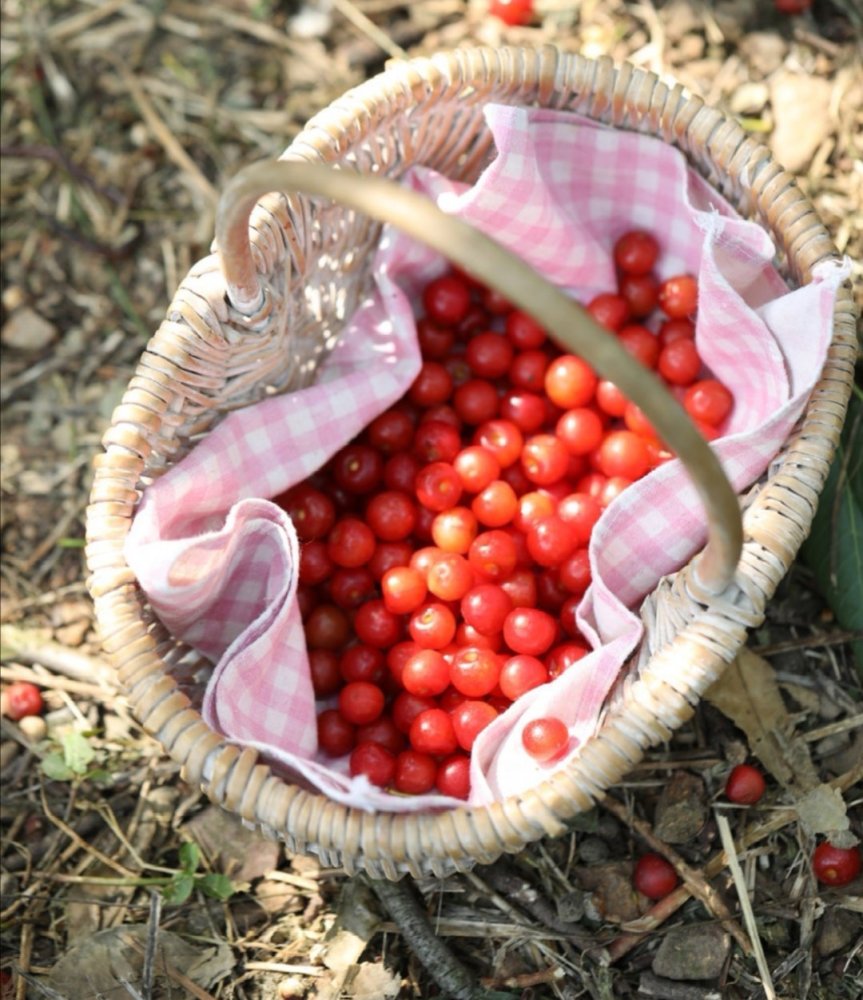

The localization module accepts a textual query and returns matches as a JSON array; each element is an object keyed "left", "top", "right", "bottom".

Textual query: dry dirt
[{"left": 1, "top": 2, "right": 862, "bottom": 999}]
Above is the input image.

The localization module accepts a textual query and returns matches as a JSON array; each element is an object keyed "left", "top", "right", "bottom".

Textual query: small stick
[
  {"left": 369, "top": 877, "right": 485, "bottom": 1000},
  {"left": 330, "top": 0, "right": 408, "bottom": 60},
  {"left": 716, "top": 814, "right": 777, "bottom": 1000},
  {"left": 118, "top": 67, "right": 218, "bottom": 206},
  {"left": 479, "top": 966, "right": 565, "bottom": 990},
  {"left": 600, "top": 793, "right": 750, "bottom": 956},
  {"left": 142, "top": 891, "right": 162, "bottom": 999},
  {"left": 475, "top": 860, "right": 598, "bottom": 952},
  {"left": 121, "top": 932, "right": 217, "bottom": 1000}
]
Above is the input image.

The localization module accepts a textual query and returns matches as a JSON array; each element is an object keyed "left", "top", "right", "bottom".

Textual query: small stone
[
  {"left": 739, "top": 32, "right": 787, "bottom": 76},
  {"left": 17, "top": 715, "right": 47, "bottom": 742},
  {"left": 730, "top": 82, "right": 769, "bottom": 116},
  {"left": 1, "top": 285, "right": 26, "bottom": 311},
  {"left": 575, "top": 861, "right": 645, "bottom": 923},
  {"left": 653, "top": 924, "right": 731, "bottom": 981},
  {"left": 578, "top": 835, "right": 610, "bottom": 864},
  {"left": 54, "top": 620, "right": 91, "bottom": 647},
  {"left": 654, "top": 771, "right": 707, "bottom": 844},
  {"left": 555, "top": 889, "right": 586, "bottom": 923},
  {"left": 770, "top": 71, "right": 833, "bottom": 174},
  {"left": 1, "top": 307, "right": 58, "bottom": 351},
  {"left": 816, "top": 907, "right": 860, "bottom": 957}
]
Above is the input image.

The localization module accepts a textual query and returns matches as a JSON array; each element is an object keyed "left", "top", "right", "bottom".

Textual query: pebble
[
  {"left": 654, "top": 771, "right": 707, "bottom": 844},
  {"left": 730, "top": 81, "right": 769, "bottom": 116},
  {"left": 653, "top": 924, "right": 731, "bottom": 981},
  {"left": 1, "top": 307, "right": 58, "bottom": 351},
  {"left": 17, "top": 715, "right": 47, "bottom": 742}
]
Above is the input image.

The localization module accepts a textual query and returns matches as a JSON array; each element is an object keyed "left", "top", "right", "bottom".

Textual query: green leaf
[
  {"left": 61, "top": 731, "right": 96, "bottom": 775},
  {"left": 800, "top": 390, "right": 863, "bottom": 673},
  {"left": 162, "top": 873, "right": 195, "bottom": 906},
  {"left": 198, "top": 873, "right": 235, "bottom": 901},
  {"left": 178, "top": 841, "right": 200, "bottom": 874},
  {"left": 40, "top": 753, "right": 75, "bottom": 782}
]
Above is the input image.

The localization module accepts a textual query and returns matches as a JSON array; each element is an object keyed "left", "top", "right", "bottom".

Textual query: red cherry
[
  {"left": 633, "top": 853, "right": 679, "bottom": 899},
  {"left": 409, "top": 707, "right": 459, "bottom": 756},
  {"left": 1, "top": 682, "right": 44, "bottom": 721},
  {"left": 393, "top": 750, "right": 437, "bottom": 794},
  {"left": 488, "top": 0, "right": 534, "bottom": 26},
  {"left": 401, "top": 649, "right": 451, "bottom": 697},
  {"left": 422, "top": 273, "right": 471, "bottom": 326},
  {"left": 521, "top": 716, "right": 569, "bottom": 762},
  {"left": 339, "top": 645, "right": 386, "bottom": 685},
  {"left": 503, "top": 608, "right": 557, "bottom": 656},
  {"left": 449, "top": 647, "right": 501, "bottom": 698},
  {"left": 774, "top": 0, "right": 812, "bottom": 10},
  {"left": 812, "top": 842, "right": 861, "bottom": 887},
  {"left": 381, "top": 566, "right": 427, "bottom": 614},
  {"left": 544, "top": 356, "right": 597, "bottom": 409},
  {"left": 499, "top": 654, "right": 548, "bottom": 700},
  {"left": 684, "top": 379, "right": 733, "bottom": 427},
  {"left": 586, "top": 292, "right": 630, "bottom": 331},
  {"left": 451, "top": 700, "right": 499, "bottom": 751},
  {"left": 338, "top": 681, "right": 385, "bottom": 726},
  {"left": 435, "top": 754, "right": 471, "bottom": 798},
  {"left": 349, "top": 742, "right": 396, "bottom": 787},
  {"left": 724, "top": 764, "right": 767, "bottom": 805},
  {"left": 308, "top": 650, "right": 342, "bottom": 697},
  {"left": 317, "top": 709, "right": 356, "bottom": 756},
  {"left": 658, "top": 274, "right": 698, "bottom": 319},
  {"left": 613, "top": 230, "right": 660, "bottom": 275}
]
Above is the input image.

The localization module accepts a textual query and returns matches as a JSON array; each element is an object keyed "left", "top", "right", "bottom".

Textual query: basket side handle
[{"left": 215, "top": 160, "right": 743, "bottom": 595}]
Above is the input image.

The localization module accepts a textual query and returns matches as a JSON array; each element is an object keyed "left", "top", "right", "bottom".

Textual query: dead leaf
[
  {"left": 795, "top": 785, "right": 856, "bottom": 846},
  {"left": 575, "top": 862, "right": 647, "bottom": 924},
  {"left": 320, "top": 878, "right": 380, "bottom": 973},
  {"left": 348, "top": 961, "right": 402, "bottom": 1000},
  {"left": 706, "top": 648, "right": 819, "bottom": 790},
  {"left": 182, "top": 804, "right": 280, "bottom": 882},
  {"left": 47, "top": 924, "right": 229, "bottom": 999}
]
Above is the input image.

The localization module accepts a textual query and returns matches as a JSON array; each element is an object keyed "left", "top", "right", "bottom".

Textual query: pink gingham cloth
[{"left": 126, "top": 105, "right": 849, "bottom": 811}]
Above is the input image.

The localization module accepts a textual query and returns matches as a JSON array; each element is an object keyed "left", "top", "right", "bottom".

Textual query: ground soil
[{"left": 1, "top": 2, "right": 861, "bottom": 999}]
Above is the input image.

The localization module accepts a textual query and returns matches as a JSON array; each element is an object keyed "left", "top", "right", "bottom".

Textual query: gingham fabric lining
[{"left": 126, "top": 105, "right": 848, "bottom": 811}]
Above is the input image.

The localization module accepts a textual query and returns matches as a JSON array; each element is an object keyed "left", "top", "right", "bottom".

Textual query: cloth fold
[{"left": 126, "top": 105, "right": 848, "bottom": 812}]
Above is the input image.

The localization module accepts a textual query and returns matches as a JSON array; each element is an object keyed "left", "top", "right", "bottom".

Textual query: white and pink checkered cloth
[{"left": 126, "top": 106, "right": 848, "bottom": 812}]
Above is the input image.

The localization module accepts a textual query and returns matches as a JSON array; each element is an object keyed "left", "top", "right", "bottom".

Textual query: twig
[
  {"left": 479, "top": 965, "right": 565, "bottom": 990},
  {"left": 475, "top": 859, "right": 598, "bottom": 951},
  {"left": 117, "top": 67, "right": 218, "bottom": 206},
  {"left": 40, "top": 785, "right": 137, "bottom": 879},
  {"left": 753, "top": 630, "right": 863, "bottom": 657},
  {"left": 605, "top": 759, "right": 863, "bottom": 963},
  {"left": 0, "top": 663, "right": 113, "bottom": 701},
  {"left": 242, "top": 961, "right": 323, "bottom": 976},
  {"left": 369, "top": 876, "right": 485, "bottom": 1000},
  {"left": 330, "top": 0, "right": 407, "bottom": 60},
  {"left": 715, "top": 814, "right": 777, "bottom": 1000},
  {"left": 142, "top": 891, "right": 162, "bottom": 1000},
  {"left": 600, "top": 793, "right": 750, "bottom": 956},
  {"left": 121, "top": 932, "right": 218, "bottom": 1000},
  {"left": 0, "top": 634, "right": 116, "bottom": 687}
]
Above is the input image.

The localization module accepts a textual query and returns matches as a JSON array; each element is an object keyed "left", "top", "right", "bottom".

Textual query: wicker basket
[{"left": 85, "top": 46, "right": 857, "bottom": 880}]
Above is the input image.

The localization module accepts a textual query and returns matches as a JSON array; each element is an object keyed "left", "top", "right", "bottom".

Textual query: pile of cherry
[{"left": 277, "top": 230, "right": 735, "bottom": 800}]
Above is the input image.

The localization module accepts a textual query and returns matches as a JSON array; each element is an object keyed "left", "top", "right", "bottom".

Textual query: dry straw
[{"left": 85, "top": 47, "right": 858, "bottom": 878}]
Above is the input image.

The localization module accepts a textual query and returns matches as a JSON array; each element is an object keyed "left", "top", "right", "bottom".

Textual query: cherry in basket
[{"left": 279, "top": 229, "right": 734, "bottom": 801}]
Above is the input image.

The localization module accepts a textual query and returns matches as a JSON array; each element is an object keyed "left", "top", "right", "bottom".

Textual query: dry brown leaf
[{"left": 705, "top": 647, "right": 818, "bottom": 790}]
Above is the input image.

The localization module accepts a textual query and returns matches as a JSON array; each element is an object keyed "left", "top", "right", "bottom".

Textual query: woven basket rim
[{"left": 85, "top": 45, "right": 858, "bottom": 879}]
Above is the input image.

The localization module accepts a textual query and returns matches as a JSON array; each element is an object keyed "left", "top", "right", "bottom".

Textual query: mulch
[{"left": 1, "top": 2, "right": 861, "bottom": 998}]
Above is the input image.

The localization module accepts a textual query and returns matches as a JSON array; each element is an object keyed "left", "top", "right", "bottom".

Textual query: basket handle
[{"left": 215, "top": 160, "right": 743, "bottom": 595}]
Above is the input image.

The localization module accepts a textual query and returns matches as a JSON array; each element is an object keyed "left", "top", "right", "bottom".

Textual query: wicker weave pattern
[{"left": 86, "top": 47, "right": 857, "bottom": 878}]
